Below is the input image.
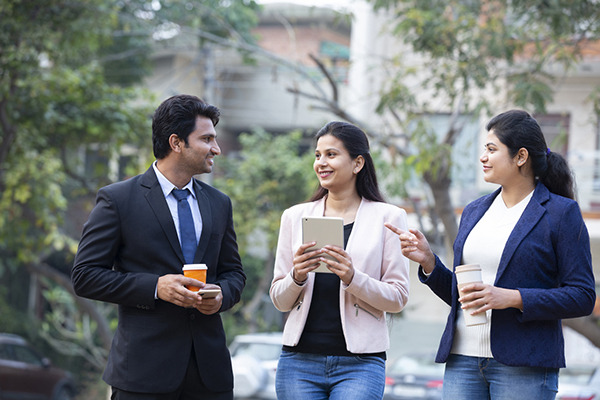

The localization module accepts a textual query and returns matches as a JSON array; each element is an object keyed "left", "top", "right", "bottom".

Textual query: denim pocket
[{"left": 354, "top": 355, "right": 385, "bottom": 368}]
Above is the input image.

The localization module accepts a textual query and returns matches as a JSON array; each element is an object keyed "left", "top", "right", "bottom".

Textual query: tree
[
  {"left": 0, "top": 0, "right": 156, "bottom": 373},
  {"left": 214, "top": 129, "right": 315, "bottom": 333},
  {"left": 0, "top": 0, "right": 261, "bottom": 391}
]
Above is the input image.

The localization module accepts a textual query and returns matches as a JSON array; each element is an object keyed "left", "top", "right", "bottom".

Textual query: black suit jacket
[{"left": 72, "top": 167, "right": 245, "bottom": 393}]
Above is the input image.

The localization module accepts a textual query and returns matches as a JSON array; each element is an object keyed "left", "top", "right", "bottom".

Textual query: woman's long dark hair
[
  {"left": 486, "top": 110, "right": 575, "bottom": 199},
  {"left": 310, "top": 121, "right": 385, "bottom": 203}
]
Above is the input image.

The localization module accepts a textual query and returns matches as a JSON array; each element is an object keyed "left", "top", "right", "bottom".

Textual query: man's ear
[{"left": 169, "top": 134, "right": 183, "bottom": 153}]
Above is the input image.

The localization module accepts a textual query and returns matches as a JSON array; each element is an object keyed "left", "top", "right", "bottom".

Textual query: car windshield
[
  {"left": 388, "top": 354, "right": 444, "bottom": 376},
  {"left": 559, "top": 366, "right": 596, "bottom": 385},
  {"left": 232, "top": 342, "right": 281, "bottom": 361}
]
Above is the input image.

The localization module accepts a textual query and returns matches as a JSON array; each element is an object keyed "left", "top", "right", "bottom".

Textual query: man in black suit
[{"left": 72, "top": 94, "right": 245, "bottom": 400}]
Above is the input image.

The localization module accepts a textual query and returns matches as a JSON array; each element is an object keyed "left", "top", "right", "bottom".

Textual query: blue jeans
[
  {"left": 275, "top": 351, "right": 386, "bottom": 400},
  {"left": 442, "top": 354, "right": 558, "bottom": 400}
]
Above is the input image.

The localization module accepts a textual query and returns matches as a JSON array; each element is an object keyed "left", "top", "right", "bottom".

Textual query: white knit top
[{"left": 450, "top": 189, "right": 534, "bottom": 358}]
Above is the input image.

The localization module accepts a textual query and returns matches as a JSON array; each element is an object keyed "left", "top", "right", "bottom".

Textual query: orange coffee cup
[{"left": 183, "top": 264, "right": 207, "bottom": 292}]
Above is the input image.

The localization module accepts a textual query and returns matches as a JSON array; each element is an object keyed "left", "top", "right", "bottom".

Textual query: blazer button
[{"left": 190, "top": 314, "right": 195, "bottom": 320}]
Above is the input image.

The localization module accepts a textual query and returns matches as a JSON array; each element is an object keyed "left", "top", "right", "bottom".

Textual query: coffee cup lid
[
  {"left": 455, "top": 264, "right": 481, "bottom": 273},
  {"left": 183, "top": 264, "right": 208, "bottom": 271}
]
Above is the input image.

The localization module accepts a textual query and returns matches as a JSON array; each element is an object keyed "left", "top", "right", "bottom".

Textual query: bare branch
[
  {"left": 309, "top": 53, "right": 339, "bottom": 103},
  {"left": 60, "top": 148, "right": 97, "bottom": 195},
  {"left": 443, "top": 96, "right": 464, "bottom": 147},
  {"left": 26, "top": 262, "right": 113, "bottom": 350}
]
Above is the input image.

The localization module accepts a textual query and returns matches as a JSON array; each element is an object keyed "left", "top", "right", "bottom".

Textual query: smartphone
[
  {"left": 301, "top": 216, "right": 344, "bottom": 273},
  {"left": 198, "top": 289, "right": 221, "bottom": 298}
]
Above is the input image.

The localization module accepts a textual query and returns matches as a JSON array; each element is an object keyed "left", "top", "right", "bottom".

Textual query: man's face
[{"left": 179, "top": 116, "right": 221, "bottom": 175}]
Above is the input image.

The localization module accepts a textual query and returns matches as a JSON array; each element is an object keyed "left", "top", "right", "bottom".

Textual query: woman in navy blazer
[{"left": 386, "top": 110, "right": 595, "bottom": 400}]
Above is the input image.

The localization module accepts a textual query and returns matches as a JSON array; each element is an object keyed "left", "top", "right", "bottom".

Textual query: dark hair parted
[
  {"left": 152, "top": 94, "right": 220, "bottom": 159},
  {"left": 486, "top": 109, "right": 575, "bottom": 200},
  {"left": 310, "top": 121, "right": 385, "bottom": 203}
]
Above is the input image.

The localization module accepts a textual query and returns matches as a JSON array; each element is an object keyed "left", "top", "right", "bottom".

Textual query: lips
[{"left": 319, "top": 171, "right": 333, "bottom": 178}]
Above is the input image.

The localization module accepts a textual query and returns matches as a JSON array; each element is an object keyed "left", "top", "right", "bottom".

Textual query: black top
[{"left": 283, "top": 222, "right": 386, "bottom": 359}]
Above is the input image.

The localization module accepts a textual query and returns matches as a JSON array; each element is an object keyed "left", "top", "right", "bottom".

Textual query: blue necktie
[{"left": 172, "top": 189, "right": 197, "bottom": 264}]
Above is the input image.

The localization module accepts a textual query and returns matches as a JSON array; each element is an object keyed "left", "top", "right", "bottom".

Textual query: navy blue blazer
[
  {"left": 72, "top": 167, "right": 245, "bottom": 393},
  {"left": 420, "top": 182, "right": 595, "bottom": 368}
]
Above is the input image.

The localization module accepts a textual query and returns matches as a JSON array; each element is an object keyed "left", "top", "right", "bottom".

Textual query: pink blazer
[{"left": 270, "top": 197, "right": 410, "bottom": 354}]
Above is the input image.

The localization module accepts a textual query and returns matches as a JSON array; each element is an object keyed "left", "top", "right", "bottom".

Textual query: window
[
  {"left": 532, "top": 113, "right": 570, "bottom": 156},
  {"left": 0, "top": 344, "right": 10, "bottom": 360},
  {"left": 11, "top": 345, "right": 43, "bottom": 366}
]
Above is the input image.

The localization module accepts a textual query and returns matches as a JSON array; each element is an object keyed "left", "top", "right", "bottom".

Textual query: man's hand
[
  {"left": 157, "top": 274, "right": 204, "bottom": 308},
  {"left": 195, "top": 283, "right": 223, "bottom": 315}
]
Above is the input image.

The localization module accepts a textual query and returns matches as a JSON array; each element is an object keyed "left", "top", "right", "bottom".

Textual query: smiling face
[
  {"left": 313, "top": 134, "right": 362, "bottom": 195},
  {"left": 179, "top": 116, "right": 221, "bottom": 175},
  {"left": 480, "top": 130, "right": 524, "bottom": 186}
]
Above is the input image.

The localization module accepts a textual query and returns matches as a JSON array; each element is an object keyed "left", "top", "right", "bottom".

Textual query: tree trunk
[
  {"left": 0, "top": 98, "right": 17, "bottom": 186},
  {"left": 26, "top": 262, "right": 113, "bottom": 350},
  {"left": 423, "top": 168, "right": 458, "bottom": 259}
]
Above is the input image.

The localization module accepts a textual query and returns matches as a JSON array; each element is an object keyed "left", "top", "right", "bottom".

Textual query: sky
[{"left": 254, "top": 0, "right": 361, "bottom": 12}]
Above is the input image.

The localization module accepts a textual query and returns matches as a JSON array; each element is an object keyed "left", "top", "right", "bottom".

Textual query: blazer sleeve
[
  {"left": 71, "top": 186, "right": 159, "bottom": 308},
  {"left": 519, "top": 201, "right": 596, "bottom": 321},
  {"left": 344, "top": 207, "right": 410, "bottom": 313},
  {"left": 418, "top": 254, "right": 455, "bottom": 307},
  {"left": 270, "top": 208, "right": 306, "bottom": 312}
]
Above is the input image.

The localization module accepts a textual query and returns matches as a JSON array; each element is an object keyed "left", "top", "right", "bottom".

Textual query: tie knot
[{"left": 172, "top": 189, "right": 189, "bottom": 201}]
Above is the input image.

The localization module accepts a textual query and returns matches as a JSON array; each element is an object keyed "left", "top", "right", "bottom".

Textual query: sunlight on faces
[
  {"left": 480, "top": 131, "right": 524, "bottom": 187},
  {"left": 313, "top": 134, "right": 360, "bottom": 193}
]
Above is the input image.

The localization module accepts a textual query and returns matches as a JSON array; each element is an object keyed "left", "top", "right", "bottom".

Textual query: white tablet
[{"left": 301, "top": 216, "right": 344, "bottom": 273}]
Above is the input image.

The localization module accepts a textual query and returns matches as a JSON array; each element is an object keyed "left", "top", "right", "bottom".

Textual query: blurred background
[{"left": 2, "top": 0, "right": 600, "bottom": 399}]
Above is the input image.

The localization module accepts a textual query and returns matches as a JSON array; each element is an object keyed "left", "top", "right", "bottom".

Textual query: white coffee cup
[{"left": 455, "top": 264, "right": 487, "bottom": 326}]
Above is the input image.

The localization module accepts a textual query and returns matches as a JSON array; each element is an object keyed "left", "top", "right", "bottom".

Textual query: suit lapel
[
  {"left": 453, "top": 189, "right": 500, "bottom": 268},
  {"left": 193, "top": 180, "right": 212, "bottom": 262},
  {"left": 495, "top": 183, "right": 548, "bottom": 283},
  {"left": 141, "top": 167, "right": 186, "bottom": 264}
]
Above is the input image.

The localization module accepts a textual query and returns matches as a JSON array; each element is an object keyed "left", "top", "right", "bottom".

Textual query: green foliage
[
  {"left": 370, "top": 0, "right": 600, "bottom": 115},
  {"left": 0, "top": 287, "right": 29, "bottom": 334},
  {"left": 365, "top": 0, "right": 600, "bottom": 249},
  {"left": 214, "top": 129, "right": 314, "bottom": 334},
  {"left": 98, "top": 0, "right": 261, "bottom": 85},
  {"left": 0, "top": 0, "right": 153, "bottom": 386},
  {"left": 406, "top": 121, "right": 452, "bottom": 180},
  {"left": 214, "top": 129, "right": 315, "bottom": 256},
  {"left": 507, "top": 71, "right": 555, "bottom": 113}
]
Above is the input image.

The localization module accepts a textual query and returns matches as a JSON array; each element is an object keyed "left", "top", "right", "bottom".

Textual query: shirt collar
[{"left": 152, "top": 161, "right": 196, "bottom": 199}]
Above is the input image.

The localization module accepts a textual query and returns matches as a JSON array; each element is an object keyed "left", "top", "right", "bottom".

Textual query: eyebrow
[
  {"left": 485, "top": 142, "right": 497, "bottom": 147},
  {"left": 200, "top": 132, "right": 217, "bottom": 138},
  {"left": 315, "top": 147, "right": 341, "bottom": 153}
]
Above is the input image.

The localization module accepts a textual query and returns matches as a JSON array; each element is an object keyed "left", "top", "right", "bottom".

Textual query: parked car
[
  {"left": 557, "top": 364, "right": 600, "bottom": 400},
  {"left": 0, "top": 333, "right": 75, "bottom": 400},
  {"left": 229, "top": 332, "right": 282, "bottom": 400},
  {"left": 383, "top": 352, "right": 444, "bottom": 400}
]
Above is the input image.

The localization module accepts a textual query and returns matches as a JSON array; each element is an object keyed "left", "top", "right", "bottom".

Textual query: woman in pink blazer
[{"left": 270, "top": 121, "right": 410, "bottom": 400}]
